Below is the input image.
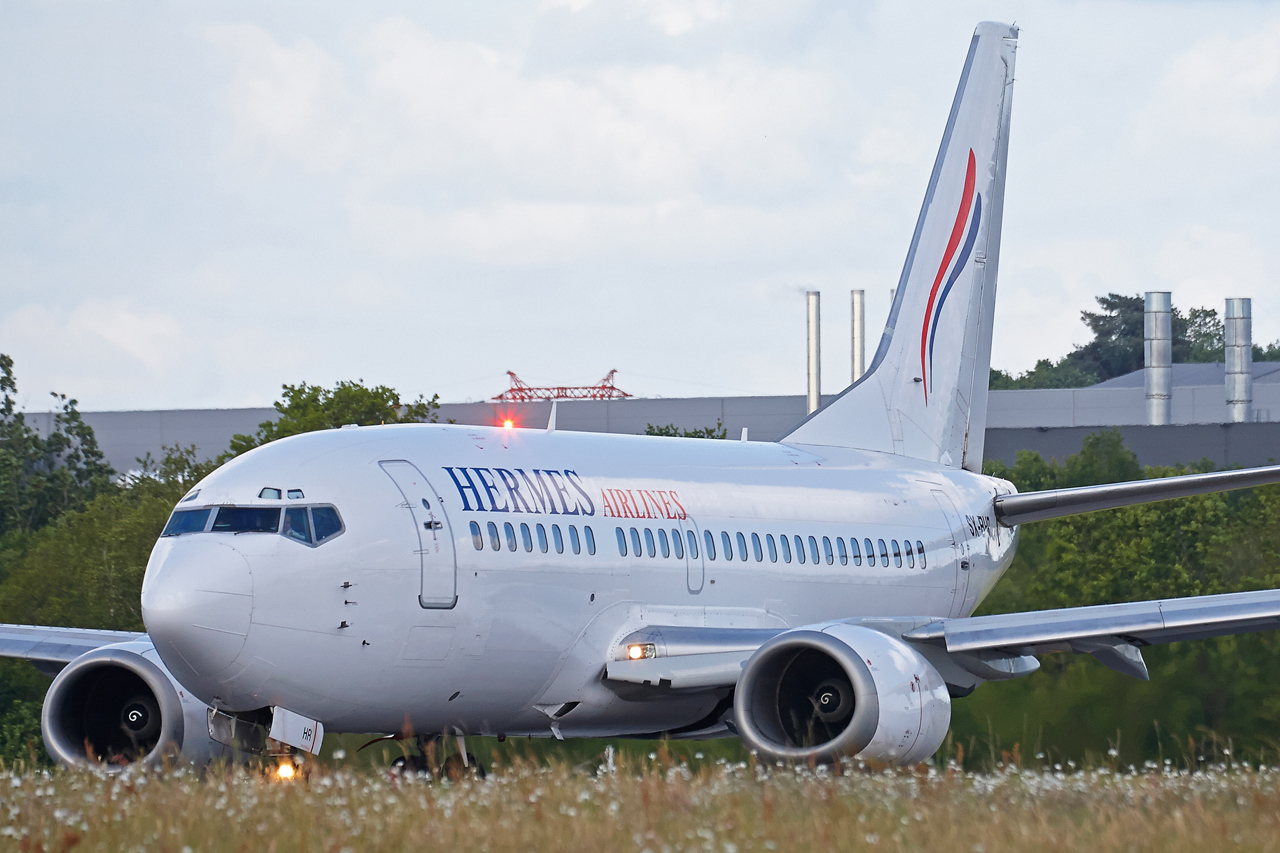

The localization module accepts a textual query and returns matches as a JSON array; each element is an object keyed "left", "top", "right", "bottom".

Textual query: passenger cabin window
[
  {"left": 520, "top": 523, "right": 533, "bottom": 552},
  {"left": 470, "top": 521, "right": 483, "bottom": 550},
  {"left": 616, "top": 527, "right": 627, "bottom": 556},
  {"left": 916, "top": 540, "right": 926, "bottom": 568},
  {"left": 737, "top": 532, "right": 748, "bottom": 562},
  {"left": 644, "top": 528, "right": 656, "bottom": 557},
  {"left": 536, "top": 524, "right": 549, "bottom": 553},
  {"left": 488, "top": 521, "right": 500, "bottom": 551},
  {"left": 630, "top": 528, "right": 642, "bottom": 557},
  {"left": 659, "top": 529, "right": 671, "bottom": 558},
  {"left": 552, "top": 524, "right": 564, "bottom": 554},
  {"left": 822, "top": 536, "right": 833, "bottom": 565},
  {"left": 892, "top": 539, "right": 902, "bottom": 567},
  {"left": 505, "top": 522, "right": 517, "bottom": 551},
  {"left": 704, "top": 530, "right": 716, "bottom": 561},
  {"left": 672, "top": 529, "right": 684, "bottom": 559},
  {"left": 569, "top": 525, "right": 581, "bottom": 554},
  {"left": 283, "top": 508, "right": 311, "bottom": 544},
  {"left": 836, "top": 537, "right": 847, "bottom": 566},
  {"left": 779, "top": 534, "right": 792, "bottom": 563},
  {"left": 721, "top": 532, "right": 733, "bottom": 560},
  {"left": 795, "top": 535, "right": 806, "bottom": 565},
  {"left": 864, "top": 538, "right": 875, "bottom": 567},
  {"left": 751, "top": 533, "right": 763, "bottom": 562},
  {"left": 904, "top": 540, "right": 914, "bottom": 568},
  {"left": 162, "top": 509, "right": 210, "bottom": 537},
  {"left": 766, "top": 534, "right": 778, "bottom": 562},
  {"left": 878, "top": 539, "right": 889, "bottom": 565},
  {"left": 849, "top": 536, "right": 861, "bottom": 566},
  {"left": 585, "top": 526, "right": 596, "bottom": 555},
  {"left": 213, "top": 507, "right": 280, "bottom": 534},
  {"left": 686, "top": 530, "right": 699, "bottom": 559},
  {"left": 808, "top": 536, "right": 820, "bottom": 565}
]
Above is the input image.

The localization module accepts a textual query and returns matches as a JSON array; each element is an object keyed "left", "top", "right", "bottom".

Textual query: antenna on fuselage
[{"left": 547, "top": 400, "right": 558, "bottom": 433}]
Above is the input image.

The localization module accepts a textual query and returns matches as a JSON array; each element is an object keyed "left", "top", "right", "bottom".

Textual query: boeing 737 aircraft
[{"left": 14, "top": 21, "right": 1280, "bottom": 771}]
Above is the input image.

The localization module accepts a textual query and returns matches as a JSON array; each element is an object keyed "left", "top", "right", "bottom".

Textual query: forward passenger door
[{"left": 379, "top": 460, "right": 458, "bottom": 609}]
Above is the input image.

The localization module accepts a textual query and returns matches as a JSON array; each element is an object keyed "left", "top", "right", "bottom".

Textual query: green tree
[
  {"left": 228, "top": 380, "right": 439, "bottom": 457},
  {"left": 961, "top": 430, "right": 1280, "bottom": 764},
  {"left": 0, "top": 355, "right": 114, "bottom": 539},
  {"left": 645, "top": 420, "right": 728, "bottom": 439},
  {"left": 989, "top": 294, "right": 1280, "bottom": 389}
]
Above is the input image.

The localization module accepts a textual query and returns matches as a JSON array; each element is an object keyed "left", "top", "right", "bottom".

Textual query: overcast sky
[{"left": 4, "top": 1, "right": 1280, "bottom": 411}]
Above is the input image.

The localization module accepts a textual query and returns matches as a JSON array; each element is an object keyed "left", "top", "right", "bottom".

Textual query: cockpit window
[
  {"left": 162, "top": 509, "right": 211, "bottom": 536},
  {"left": 212, "top": 507, "right": 280, "bottom": 533},
  {"left": 283, "top": 508, "right": 311, "bottom": 544},
  {"left": 311, "top": 507, "right": 343, "bottom": 543}
]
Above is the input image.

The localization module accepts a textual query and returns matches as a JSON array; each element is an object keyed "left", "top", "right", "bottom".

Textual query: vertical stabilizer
[{"left": 784, "top": 23, "right": 1018, "bottom": 472}]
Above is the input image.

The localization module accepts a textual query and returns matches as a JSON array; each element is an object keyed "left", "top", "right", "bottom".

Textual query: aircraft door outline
[
  {"left": 682, "top": 518, "right": 705, "bottom": 594},
  {"left": 379, "top": 460, "right": 458, "bottom": 609},
  {"left": 931, "top": 490, "right": 970, "bottom": 617}
]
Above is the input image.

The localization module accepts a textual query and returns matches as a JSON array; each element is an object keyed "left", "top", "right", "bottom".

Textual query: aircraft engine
[
  {"left": 41, "top": 641, "right": 231, "bottom": 769},
  {"left": 733, "top": 624, "right": 950, "bottom": 766}
]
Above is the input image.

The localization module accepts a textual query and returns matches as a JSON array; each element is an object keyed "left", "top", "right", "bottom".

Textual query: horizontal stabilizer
[{"left": 995, "top": 463, "right": 1280, "bottom": 526}]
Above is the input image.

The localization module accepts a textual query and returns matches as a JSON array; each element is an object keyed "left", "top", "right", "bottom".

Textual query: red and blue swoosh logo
[{"left": 919, "top": 148, "right": 981, "bottom": 403}]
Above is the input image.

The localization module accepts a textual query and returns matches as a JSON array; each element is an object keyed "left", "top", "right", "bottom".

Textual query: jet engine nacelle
[
  {"left": 42, "top": 641, "right": 234, "bottom": 769},
  {"left": 733, "top": 624, "right": 950, "bottom": 765}
]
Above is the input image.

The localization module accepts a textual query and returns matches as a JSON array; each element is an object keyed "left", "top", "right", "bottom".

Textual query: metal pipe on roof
[
  {"left": 851, "top": 289, "right": 865, "bottom": 383},
  {"left": 1144, "top": 292, "right": 1172, "bottom": 426},
  {"left": 807, "top": 291, "right": 821, "bottom": 414},
  {"left": 1226, "top": 298, "right": 1253, "bottom": 424}
]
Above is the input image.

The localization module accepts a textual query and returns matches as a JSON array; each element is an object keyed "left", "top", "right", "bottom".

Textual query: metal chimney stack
[
  {"left": 807, "top": 291, "right": 821, "bottom": 414},
  {"left": 1225, "top": 297, "right": 1253, "bottom": 423},
  {"left": 851, "top": 289, "right": 865, "bottom": 383},
  {"left": 1144, "top": 291, "right": 1172, "bottom": 426}
]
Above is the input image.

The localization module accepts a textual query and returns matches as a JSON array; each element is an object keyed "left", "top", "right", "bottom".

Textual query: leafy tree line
[
  {"left": 950, "top": 431, "right": 1280, "bottom": 764},
  {"left": 990, "top": 293, "right": 1280, "bottom": 390}
]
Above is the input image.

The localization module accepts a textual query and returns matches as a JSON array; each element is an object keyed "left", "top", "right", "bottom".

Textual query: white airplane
[{"left": 14, "top": 21, "right": 1280, "bottom": 771}]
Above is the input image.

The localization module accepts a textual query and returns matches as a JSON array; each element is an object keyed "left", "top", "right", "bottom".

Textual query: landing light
[
  {"left": 275, "top": 761, "right": 296, "bottom": 781},
  {"left": 627, "top": 643, "right": 657, "bottom": 660}
]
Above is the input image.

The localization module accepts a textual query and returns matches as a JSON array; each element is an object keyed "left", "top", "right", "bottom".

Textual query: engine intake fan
[
  {"left": 733, "top": 624, "right": 950, "bottom": 765},
  {"left": 42, "top": 643, "right": 187, "bottom": 769}
]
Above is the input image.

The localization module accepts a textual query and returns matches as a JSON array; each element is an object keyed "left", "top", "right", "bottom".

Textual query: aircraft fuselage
[{"left": 140, "top": 423, "right": 1017, "bottom": 738}]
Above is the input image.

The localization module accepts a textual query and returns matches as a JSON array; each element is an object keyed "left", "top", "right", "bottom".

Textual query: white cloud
[
  {"left": 0, "top": 301, "right": 186, "bottom": 405},
  {"left": 205, "top": 23, "right": 354, "bottom": 172},
  {"left": 1130, "top": 21, "right": 1280, "bottom": 172},
  {"left": 209, "top": 18, "right": 832, "bottom": 199}
]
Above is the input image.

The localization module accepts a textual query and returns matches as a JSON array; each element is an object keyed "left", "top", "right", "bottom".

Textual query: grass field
[{"left": 2, "top": 747, "right": 1280, "bottom": 853}]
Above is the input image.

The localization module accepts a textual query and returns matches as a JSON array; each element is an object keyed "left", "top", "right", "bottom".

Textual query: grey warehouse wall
[{"left": 25, "top": 394, "right": 1280, "bottom": 475}]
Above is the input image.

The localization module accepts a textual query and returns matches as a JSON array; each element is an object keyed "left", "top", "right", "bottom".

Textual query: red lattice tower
[{"left": 493, "top": 370, "right": 632, "bottom": 402}]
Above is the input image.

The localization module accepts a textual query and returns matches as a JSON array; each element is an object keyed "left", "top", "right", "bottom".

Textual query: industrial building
[{"left": 24, "top": 293, "right": 1280, "bottom": 474}]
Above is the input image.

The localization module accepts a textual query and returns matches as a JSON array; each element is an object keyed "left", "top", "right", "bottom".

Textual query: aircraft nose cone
[{"left": 142, "top": 539, "right": 252, "bottom": 680}]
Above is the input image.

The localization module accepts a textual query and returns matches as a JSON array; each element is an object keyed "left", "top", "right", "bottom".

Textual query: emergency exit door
[{"left": 380, "top": 460, "right": 458, "bottom": 609}]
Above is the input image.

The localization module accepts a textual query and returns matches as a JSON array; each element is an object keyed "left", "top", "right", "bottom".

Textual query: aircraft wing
[
  {"left": 606, "top": 588, "right": 1280, "bottom": 689},
  {"left": 0, "top": 623, "right": 145, "bottom": 674}
]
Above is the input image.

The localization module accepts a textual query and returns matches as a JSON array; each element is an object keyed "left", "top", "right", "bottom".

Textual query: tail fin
[{"left": 784, "top": 22, "right": 1018, "bottom": 472}]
